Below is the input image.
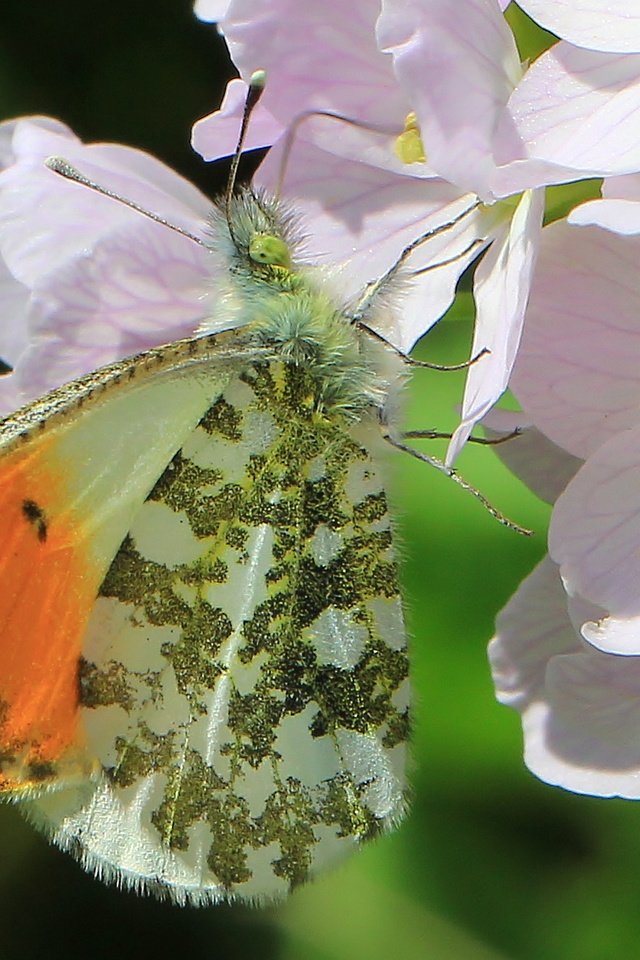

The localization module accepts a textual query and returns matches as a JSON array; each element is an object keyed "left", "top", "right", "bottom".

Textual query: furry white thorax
[{"left": 200, "top": 188, "right": 405, "bottom": 417}]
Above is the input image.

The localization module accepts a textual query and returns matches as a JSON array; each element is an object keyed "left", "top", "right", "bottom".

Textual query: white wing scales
[{"left": 27, "top": 359, "right": 409, "bottom": 904}]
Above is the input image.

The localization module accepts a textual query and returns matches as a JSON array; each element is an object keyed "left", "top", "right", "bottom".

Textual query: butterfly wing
[
  {"left": 27, "top": 359, "right": 409, "bottom": 903},
  {"left": 0, "top": 331, "right": 257, "bottom": 794}
]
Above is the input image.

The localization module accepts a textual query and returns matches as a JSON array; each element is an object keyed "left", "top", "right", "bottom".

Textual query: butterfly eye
[{"left": 249, "top": 234, "right": 291, "bottom": 269}]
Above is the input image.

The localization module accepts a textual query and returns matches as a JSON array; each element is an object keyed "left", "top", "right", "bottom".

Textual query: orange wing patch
[{"left": 0, "top": 442, "right": 102, "bottom": 794}]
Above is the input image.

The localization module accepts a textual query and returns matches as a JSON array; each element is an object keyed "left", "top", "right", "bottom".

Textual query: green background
[{"left": 1, "top": 4, "right": 636, "bottom": 959}]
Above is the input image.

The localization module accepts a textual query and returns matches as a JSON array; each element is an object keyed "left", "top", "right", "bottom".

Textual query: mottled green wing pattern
[{"left": 30, "top": 360, "right": 409, "bottom": 904}]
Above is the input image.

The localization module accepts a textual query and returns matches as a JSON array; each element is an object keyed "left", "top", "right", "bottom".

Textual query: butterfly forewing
[
  {"left": 27, "top": 358, "right": 408, "bottom": 903},
  {"left": 0, "top": 334, "right": 252, "bottom": 794}
]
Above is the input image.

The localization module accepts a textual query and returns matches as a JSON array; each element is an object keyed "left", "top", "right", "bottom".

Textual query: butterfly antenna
[
  {"left": 224, "top": 69, "right": 267, "bottom": 239},
  {"left": 45, "top": 70, "right": 267, "bottom": 250},
  {"left": 44, "top": 157, "right": 208, "bottom": 248}
]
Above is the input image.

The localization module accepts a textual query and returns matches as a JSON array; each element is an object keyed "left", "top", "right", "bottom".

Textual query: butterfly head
[
  {"left": 210, "top": 187, "right": 303, "bottom": 288},
  {"left": 249, "top": 233, "right": 291, "bottom": 270}
]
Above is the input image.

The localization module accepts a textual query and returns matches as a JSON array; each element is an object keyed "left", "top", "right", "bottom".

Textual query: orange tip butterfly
[
  {"left": 0, "top": 70, "right": 518, "bottom": 905},
  {"left": 0, "top": 72, "right": 412, "bottom": 905}
]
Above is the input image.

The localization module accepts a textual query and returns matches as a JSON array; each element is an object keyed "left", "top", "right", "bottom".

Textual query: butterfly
[
  {"left": 0, "top": 69, "right": 515, "bottom": 903},
  {"left": 0, "top": 98, "right": 424, "bottom": 906}
]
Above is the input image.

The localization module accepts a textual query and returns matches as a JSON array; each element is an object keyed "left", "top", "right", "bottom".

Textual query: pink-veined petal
[
  {"left": 516, "top": 0, "right": 640, "bottom": 54},
  {"left": 377, "top": 0, "right": 522, "bottom": 198},
  {"left": 0, "top": 117, "right": 220, "bottom": 404},
  {"left": 550, "top": 424, "right": 640, "bottom": 619},
  {"left": 582, "top": 616, "right": 640, "bottom": 656},
  {"left": 33, "top": 220, "right": 211, "bottom": 341},
  {"left": 208, "top": 0, "right": 413, "bottom": 177},
  {"left": 8, "top": 218, "right": 212, "bottom": 407},
  {"left": 491, "top": 556, "right": 640, "bottom": 798},
  {"left": 490, "top": 556, "right": 580, "bottom": 712},
  {"left": 0, "top": 259, "right": 30, "bottom": 368},
  {"left": 0, "top": 120, "right": 211, "bottom": 287},
  {"left": 191, "top": 77, "right": 283, "bottom": 160},
  {"left": 8, "top": 118, "right": 210, "bottom": 221},
  {"left": 85, "top": 144, "right": 211, "bottom": 217},
  {"left": 507, "top": 42, "right": 640, "bottom": 178},
  {"left": 482, "top": 410, "right": 584, "bottom": 503},
  {"left": 512, "top": 220, "right": 640, "bottom": 459},
  {"left": 447, "top": 188, "right": 544, "bottom": 464},
  {"left": 258, "top": 138, "right": 482, "bottom": 350}
]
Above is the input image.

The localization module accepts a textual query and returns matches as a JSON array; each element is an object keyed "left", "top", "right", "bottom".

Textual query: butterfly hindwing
[{"left": 26, "top": 358, "right": 409, "bottom": 903}]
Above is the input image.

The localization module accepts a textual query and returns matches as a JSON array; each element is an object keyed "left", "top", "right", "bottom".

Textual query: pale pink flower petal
[
  {"left": 0, "top": 377, "right": 22, "bottom": 417},
  {"left": 507, "top": 43, "right": 640, "bottom": 178},
  {"left": 34, "top": 221, "right": 210, "bottom": 341},
  {"left": 491, "top": 556, "right": 640, "bottom": 798},
  {"left": 569, "top": 198, "right": 640, "bottom": 233},
  {"left": 549, "top": 423, "right": 640, "bottom": 620},
  {"left": 194, "top": 0, "right": 231, "bottom": 21},
  {"left": 0, "top": 124, "right": 15, "bottom": 167},
  {"left": 205, "top": 0, "right": 418, "bottom": 180},
  {"left": 191, "top": 78, "right": 282, "bottom": 160},
  {"left": 200, "top": 0, "right": 545, "bottom": 197},
  {"left": 0, "top": 259, "right": 29, "bottom": 367},
  {"left": 258, "top": 138, "right": 484, "bottom": 351},
  {"left": 0, "top": 266, "right": 28, "bottom": 419},
  {"left": 0, "top": 120, "right": 211, "bottom": 285},
  {"left": 516, "top": 0, "right": 640, "bottom": 54},
  {"left": 85, "top": 144, "right": 213, "bottom": 216},
  {"left": 490, "top": 556, "right": 580, "bottom": 712},
  {"left": 482, "top": 410, "right": 584, "bottom": 504},
  {"left": 602, "top": 172, "right": 640, "bottom": 200},
  {"left": 12, "top": 222, "right": 212, "bottom": 404},
  {"left": 376, "top": 0, "right": 522, "bottom": 198},
  {"left": 447, "top": 188, "right": 544, "bottom": 463},
  {"left": 511, "top": 220, "right": 640, "bottom": 460},
  {"left": 0, "top": 118, "right": 216, "bottom": 407},
  {"left": 0, "top": 116, "right": 70, "bottom": 167},
  {"left": 581, "top": 616, "right": 640, "bottom": 656},
  {"left": 530, "top": 651, "right": 640, "bottom": 798},
  {"left": 569, "top": 174, "right": 640, "bottom": 232}
]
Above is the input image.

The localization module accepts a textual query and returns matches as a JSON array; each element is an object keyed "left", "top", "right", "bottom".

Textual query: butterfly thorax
[{"left": 206, "top": 189, "right": 401, "bottom": 418}]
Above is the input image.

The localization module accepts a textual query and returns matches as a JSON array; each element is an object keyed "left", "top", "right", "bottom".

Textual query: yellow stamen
[{"left": 394, "top": 112, "right": 426, "bottom": 165}]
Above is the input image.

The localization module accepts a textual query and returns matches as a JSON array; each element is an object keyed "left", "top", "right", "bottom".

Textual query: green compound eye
[{"left": 249, "top": 234, "right": 291, "bottom": 269}]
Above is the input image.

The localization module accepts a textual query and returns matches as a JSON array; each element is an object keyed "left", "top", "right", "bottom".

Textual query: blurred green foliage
[{"left": 2, "top": 3, "right": 639, "bottom": 959}]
